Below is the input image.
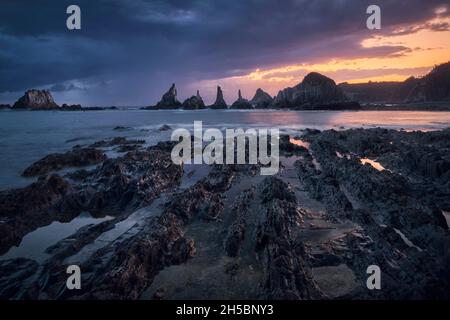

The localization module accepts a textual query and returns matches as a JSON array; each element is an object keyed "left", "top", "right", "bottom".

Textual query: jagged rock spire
[
  {"left": 210, "top": 86, "right": 227, "bottom": 109},
  {"left": 155, "top": 83, "right": 181, "bottom": 109},
  {"left": 230, "top": 89, "right": 253, "bottom": 109}
]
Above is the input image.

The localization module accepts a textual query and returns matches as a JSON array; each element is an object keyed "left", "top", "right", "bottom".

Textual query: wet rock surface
[
  {"left": 0, "top": 128, "right": 449, "bottom": 299},
  {"left": 22, "top": 147, "right": 106, "bottom": 177}
]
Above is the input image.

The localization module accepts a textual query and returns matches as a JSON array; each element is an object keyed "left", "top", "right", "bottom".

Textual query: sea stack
[
  {"left": 210, "top": 86, "right": 228, "bottom": 109},
  {"left": 250, "top": 88, "right": 273, "bottom": 108},
  {"left": 154, "top": 83, "right": 181, "bottom": 109},
  {"left": 12, "top": 89, "right": 59, "bottom": 109},
  {"left": 230, "top": 89, "right": 253, "bottom": 109},
  {"left": 272, "top": 72, "right": 348, "bottom": 109},
  {"left": 182, "top": 90, "right": 206, "bottom": 110}
]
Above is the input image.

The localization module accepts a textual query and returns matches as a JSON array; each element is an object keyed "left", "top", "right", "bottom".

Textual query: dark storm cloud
[{"left": 0, "top": 0, "right": 449, "bottom": 104}]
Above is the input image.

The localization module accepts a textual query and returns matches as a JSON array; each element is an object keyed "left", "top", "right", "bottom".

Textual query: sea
[{"left": 1, "top": 108, "right": 450, "bottom": 191}]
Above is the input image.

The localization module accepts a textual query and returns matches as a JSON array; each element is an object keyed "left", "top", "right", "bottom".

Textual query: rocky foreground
[{"left": 0, "top": 128, "right": 449, "bottom": 299}]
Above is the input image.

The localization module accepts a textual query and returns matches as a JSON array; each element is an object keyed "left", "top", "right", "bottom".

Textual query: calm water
[{"left": 0, "top": 109, "right": 449, "bottom": 191}]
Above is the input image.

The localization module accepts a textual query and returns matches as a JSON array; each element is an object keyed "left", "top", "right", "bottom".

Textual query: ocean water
[{"left": 0, "top": 109, "right": 450, "bottom": 191}]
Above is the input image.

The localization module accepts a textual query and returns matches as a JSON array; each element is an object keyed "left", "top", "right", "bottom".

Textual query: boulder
[
  {"left": 250, "top": 88, "right": 273, "bottom": 108},
  {"left": 12, "top": 89, "right": 59, "bottom": 109}
]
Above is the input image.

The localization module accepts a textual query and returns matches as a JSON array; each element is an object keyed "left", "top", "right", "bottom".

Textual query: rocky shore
[{"left": 0, "top": 128, "right": 449, "bottom": 299}]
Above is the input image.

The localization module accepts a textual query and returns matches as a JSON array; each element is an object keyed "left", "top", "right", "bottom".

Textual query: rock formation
[
  {"left": 250, "top": 88, "right": 273, "bottom": 108},
  {"left": 406, "top": 62, "right": 450, "bottom": 102},
  {"left": 0, "top": 104, "right": 11, "bottom": 109},
  {"left": 182, "top": 90, "right": 206, "bottom": 110},
  {"left": 60, "top": 103, "right": 82, "bottom": 111},
  {"left": 148, "top": 83, "right": 181, "bottom": 109},
  {"left": 273, "top": 72, "right": 347, "bottom": 108},
  {"left": 209, "top": 86, "right": 228, "bottom": 109},
  {"left": 339, "top": 61, "right": 450, "bottom": 104},
  {"left": 12, "top": 89, "right": 59, "bottom": 109},
  {"left": 0, "top": 129, "right": 449, "bottom": 299},
  {"left": 22, "top": 146, "right": 106, "bottom": 177},
  {"left": 230, "top": 90, "right": 253, "bottom": 109}
]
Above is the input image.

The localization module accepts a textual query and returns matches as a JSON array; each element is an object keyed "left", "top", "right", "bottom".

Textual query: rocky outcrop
[
  {"left": 339, "top": 61, "right": 450, "bottom": 104},
  {"left": 406, "top": 62, "right": 450, "bottom": 102},
  {"left": 0, "top": 104, "right": 11, "bottom": 109},
  {"left": 250, "top": 88, "right": 273, "bottom": 108},
  {"left": 12, "top": 89, "right": 59, "bottom": 109},
  {"left": 1, "top": 129, "right": 449, "bottom": 300},
  {"left": 273, "top": 72, "right": 347, "bottom": 108},
  {"left": 182, "top": 90, "right": 206, "bottom": 110},
  {"left": 230, "top": 90, "right": 253, "bottom": 109},
  {"left": 0, "top": 141, "right": 184, "bottom": 257},
  {"left": 209, "top": 86, "right": 228, "bottom": 109},
  {"left": 145, "top": 84, "right": 181, "bottom": 109},
  {"left": 60, "top": 103, "right": 82, "bottom": 111},
  {"left": 22, "top": 147, "right": 106, "bottom": 177},
  {"left": 0, "top": 175, "right": 74, "bottom": 254}
]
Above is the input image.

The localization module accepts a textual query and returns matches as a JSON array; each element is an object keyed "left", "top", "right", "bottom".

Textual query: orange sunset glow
[{"left": 192, "top": 11, "right": 450, "bottom": 101}]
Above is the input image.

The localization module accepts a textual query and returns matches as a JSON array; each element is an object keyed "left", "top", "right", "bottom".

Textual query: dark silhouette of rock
[
  {"left": 144, "top": 83, "right": 181, "bottom": 110},
  {"left": 273, "top": 72, "right": 347, "bottom": 108},
  {"left": 12, "top": 89, "right": 59, "bottom": 109},
  {"left": 339, "top": 61, "right": 450, "bottom": 104},
  {"left": 406, "top": 62, "right": 450, "bottom": 102},
  {"left": 209, "top": 86, "right": 228, "bottom": 109},
  {"left": 182, "top": 90, "right": 206, "bottom": 109},
  {"left": 250, "top": 88, "right": 273, "bottom": 108},
  {"left": 22, "top": 147, "right": 106, "bottom": 177},
  {"left": 0, "top": 104, "right": 11, "bottom": 109},
  {"left": 230, "top": 90, "right": 253, "bottom": 109},
  {"left": 60, "top": 103, "right": 82, "bottom": 111}
]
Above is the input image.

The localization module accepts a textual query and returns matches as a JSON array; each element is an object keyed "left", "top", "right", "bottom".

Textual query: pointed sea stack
[
  {"left": 12, "top": 89, "right": 59, "bottom": 110},
  {"left": 182, "top": 90, "right": 206, "bottom": 110},
  {"left": 144, "top": 83, "right": 181, "bottom": 109},
  {"left": 230, "top": 89, "right": 253, "bottom": 109},
  {"left": 250, "top": 88, "right": 273, "bottom": 108},
  {"left": 209, "top": 86, "right": 228, "bottom": 109}
]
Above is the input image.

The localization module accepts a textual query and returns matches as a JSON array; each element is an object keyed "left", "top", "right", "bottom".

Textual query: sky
[{"left": 0, "top": 0, "right": 449, "bottom": 106}]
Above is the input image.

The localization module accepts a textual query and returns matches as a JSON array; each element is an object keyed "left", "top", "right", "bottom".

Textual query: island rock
[
  {"left": 182, "top": 90, "right": 206, "bottom": 110},
  {"left": 250, "top": 88, "right": 273, "bottom": 108},
  {"left": 230, "top": 90, "right": 253, "bottom": 109},
  {"left": 12, "top": 89, "right": 59, "bottom": 110},
  {"left": 209, "top": 86, "right": 228, "bottom": 109}
]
